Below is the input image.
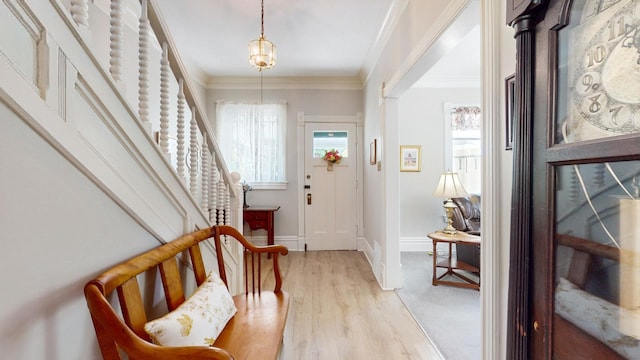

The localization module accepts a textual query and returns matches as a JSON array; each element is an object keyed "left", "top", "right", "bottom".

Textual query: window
[
  {"left": 312, "top": 131, "right": 349, "bottom": 158},
  {"left": 445, "top": 105, "right": 481, "bottom": 194},
  {"left": 216, "top": 101, "right": 287, "bottom": 189}
]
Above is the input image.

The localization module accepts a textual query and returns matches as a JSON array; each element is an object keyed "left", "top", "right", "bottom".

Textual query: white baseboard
[
  {"left": 244, "top": 235, "right": 300, "bottom": 251},
  {"left": 400, "top": 236, "right": 454, "bottom": 256},
  {"left": 360, "top": 237, "right": 374, "bottom": 268},
  {"left": 400, "top": 236, "right": 432, "bottom": 252}
]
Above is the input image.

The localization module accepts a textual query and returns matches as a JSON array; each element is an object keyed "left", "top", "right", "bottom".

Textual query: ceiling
[{"left": 154, "top": 0, "right": 479, "bottom": 86}]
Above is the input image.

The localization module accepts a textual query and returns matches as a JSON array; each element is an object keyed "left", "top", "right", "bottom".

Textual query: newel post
[{"left": 230, "top": 172, "right": 244, "bottom": 232}]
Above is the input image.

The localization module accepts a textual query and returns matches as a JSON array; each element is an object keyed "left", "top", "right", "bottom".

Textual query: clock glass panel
[
  {"left": 556, "top": 0, "right": 640, "bottom": 144},
  {"left": 553, "top": 160, "right": 640, "bottom": 358}
]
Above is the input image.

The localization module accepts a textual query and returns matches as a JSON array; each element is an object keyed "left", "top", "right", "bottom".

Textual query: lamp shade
[{"left": 433, "top": 172, "right": 468, "bottom": 198}]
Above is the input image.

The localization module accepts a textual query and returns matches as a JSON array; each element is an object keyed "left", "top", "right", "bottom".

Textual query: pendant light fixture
[{"left": 248, "top": 0, "right": 277, "bottom": 71}]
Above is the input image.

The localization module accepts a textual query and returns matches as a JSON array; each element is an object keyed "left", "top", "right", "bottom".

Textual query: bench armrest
[{"left": 213, "top": 225, "right": 288, "bottom": 294}]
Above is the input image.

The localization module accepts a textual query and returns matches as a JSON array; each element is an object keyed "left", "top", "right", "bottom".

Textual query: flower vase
[{"left": 327, "top": 161, "right": 334, "bottom": 171}]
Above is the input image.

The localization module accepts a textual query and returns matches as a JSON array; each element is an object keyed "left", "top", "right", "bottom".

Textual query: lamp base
[
  {"left": 442, "top": 199, "right": 458, "bottom": 234},
  {"left": 442, "top": 224, "right": 458, "bottom": 234}
]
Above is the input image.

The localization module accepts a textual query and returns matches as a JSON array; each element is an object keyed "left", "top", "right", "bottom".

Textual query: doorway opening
[{"left": 394, "top": 3, "right": 482, "bottom": 359}]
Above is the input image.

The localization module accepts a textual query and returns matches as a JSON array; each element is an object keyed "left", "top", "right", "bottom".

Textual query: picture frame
[
  {"left": 400, "top": 145, "right": 421, "bottom": 172},
  {"left": 370, "top": 139, "right": 377, "bottom": 165},
  {"left": 505, "top": 73, "right": 515, "bottom": 150}
]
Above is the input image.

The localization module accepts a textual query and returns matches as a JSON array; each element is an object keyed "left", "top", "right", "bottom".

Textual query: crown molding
[
  {"left": 360, "top": 0, "right": 409, "bottom": 84},
  {"left": 205, "top": 76, "right": 363, "bottom": 90},
  {"left": 384, "top": 0, "right": 470, "bottom": 97},
  {"left": 412, "top": 76, "right": 480, "bottom": 88}
]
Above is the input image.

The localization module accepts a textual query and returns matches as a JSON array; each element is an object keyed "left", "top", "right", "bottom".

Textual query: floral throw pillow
[{"left": 144, "top": 272, "right": 236, "bottom": 347}]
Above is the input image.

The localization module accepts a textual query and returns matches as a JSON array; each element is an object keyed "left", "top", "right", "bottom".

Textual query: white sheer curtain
[
  {"left": 449, "top": 106, "right": 481, "bottom": 194},
  {"left": 216, "top": 101, "right": 287, "bottom": 184}
]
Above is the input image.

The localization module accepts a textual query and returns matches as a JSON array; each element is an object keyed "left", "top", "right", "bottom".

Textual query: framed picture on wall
[
  {"left": 505, "top": 73, "right": 515, "bottom": 150},
  {"left": 400, "top": 145, "right": 421, "bottom": 172}
]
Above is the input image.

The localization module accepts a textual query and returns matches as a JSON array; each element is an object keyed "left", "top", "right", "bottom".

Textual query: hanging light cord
[{"left": 260, "top": 0, "right": 265, "bottom": 38}]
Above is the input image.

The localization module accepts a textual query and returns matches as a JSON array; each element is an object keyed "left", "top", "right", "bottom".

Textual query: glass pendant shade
[{"left": 248, "top": 36, "right": 277, "bottom": 71}]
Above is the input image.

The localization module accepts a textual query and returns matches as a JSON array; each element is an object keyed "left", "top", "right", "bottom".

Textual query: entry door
[{"left": 304, "top": 122, "right": 357, "bottom": 250}]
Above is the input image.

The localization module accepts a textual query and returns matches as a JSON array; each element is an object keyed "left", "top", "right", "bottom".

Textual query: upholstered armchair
[{"left": 450, "top": 195, "right": 481, "bottom": 271}]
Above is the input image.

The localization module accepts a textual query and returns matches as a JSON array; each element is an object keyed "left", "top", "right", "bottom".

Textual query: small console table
[
  {"left": 428, "top": 231, "right": 481, "bottom": 290},
  {"left": 243, "top": 206, "right": 280, "bottom": 257}
]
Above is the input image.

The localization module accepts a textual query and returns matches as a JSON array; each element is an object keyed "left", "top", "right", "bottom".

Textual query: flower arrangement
[{"left": 323, "top": 149, "right": 342, "bottom": 164}]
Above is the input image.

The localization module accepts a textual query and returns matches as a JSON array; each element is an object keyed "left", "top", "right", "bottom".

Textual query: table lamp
[{"left": 433, "top": 171, "right": 468, "bottom": 234}]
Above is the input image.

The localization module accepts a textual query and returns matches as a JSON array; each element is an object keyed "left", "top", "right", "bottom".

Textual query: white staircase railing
[
  {"left": 0, "top": 0, "right": 244, "bottom": 292},
  {"left": 61, "top": 0, "right": 241, "bottom": 229}
]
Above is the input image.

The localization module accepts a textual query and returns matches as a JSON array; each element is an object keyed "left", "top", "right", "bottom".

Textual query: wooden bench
[{"left": 84, "top": 225, "right": 289, "bottom": 360}]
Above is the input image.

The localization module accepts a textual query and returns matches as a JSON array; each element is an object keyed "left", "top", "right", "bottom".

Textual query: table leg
[
  {"left": 447, "top": 242, "right": 453, "bottom": 273},
  {"left": 267, "top": 212, "right": 274, "bottom": 259},
  {"left": 432, "top": 239, "right": 437, "bottom": 286}
]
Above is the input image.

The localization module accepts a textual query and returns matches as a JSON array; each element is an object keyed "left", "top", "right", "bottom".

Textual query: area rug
[{"left": 395, "top": 252, "right": 481, "bottom": 360}]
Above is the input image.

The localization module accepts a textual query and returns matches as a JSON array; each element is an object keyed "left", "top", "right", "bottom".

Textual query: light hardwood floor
[{"left": 262, "top": 251, "right": 442, "bottom": 360}]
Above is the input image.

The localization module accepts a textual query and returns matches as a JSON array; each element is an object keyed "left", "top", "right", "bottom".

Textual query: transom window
[{"left": 312, "top": 131, "right": 349, "bottom": 158}]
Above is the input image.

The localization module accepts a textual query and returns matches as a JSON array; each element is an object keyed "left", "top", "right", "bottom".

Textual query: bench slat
[
  {"left": 159, "top": 257, "right": 185, "bottom": 311},
  {"left": 117, "top": 277, "right": 150, "bottom": 341},
  {"left": 189, "top": 244, "right": 207, "bottom": 286}
]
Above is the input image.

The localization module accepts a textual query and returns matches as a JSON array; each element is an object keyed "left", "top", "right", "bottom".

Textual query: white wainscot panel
[
  {"left": 71, "top": 75, "right": 186, "bottom": 237},
  {"left": 0, "top": 1, "right": 41, "bottom": 87}
]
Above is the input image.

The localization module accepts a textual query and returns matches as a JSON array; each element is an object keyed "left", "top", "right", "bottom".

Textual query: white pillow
[{"left": 144, "top": 272, "right": 236, "bottom": 346}]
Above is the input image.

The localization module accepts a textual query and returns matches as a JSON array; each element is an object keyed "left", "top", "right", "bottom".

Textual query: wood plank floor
[{"left": 261, "top": 251, "right": 442, "bottom": 360}]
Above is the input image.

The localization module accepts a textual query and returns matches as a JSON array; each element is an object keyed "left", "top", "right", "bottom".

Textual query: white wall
[
  {"left": 362, "top": 0, "right": 471, "bottom": 288},
  {"left": 205, "top": 87, "right": 363, "bottom": 246},
  {"left": 362, "top": 0, "right": 516, "bottom": 358},
  {"left": 0, "top": 1, "right": 236, "bottom": 358},
  {"left": 0, "top": 103, "right": 161, "bottom": 359},
  {"left": 498, "top": 3, "right": 516, "bottom": 359},
  {"left": 0, "top": 0, "right": 517, "bottom": 358},
  {"left": 399, "top": 87, "right": 480, "bottom": 243}
]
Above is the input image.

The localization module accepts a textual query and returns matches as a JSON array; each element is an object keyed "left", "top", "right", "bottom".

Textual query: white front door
[{"left": 304, "top": 122, "right": 357, "bottom": 250}]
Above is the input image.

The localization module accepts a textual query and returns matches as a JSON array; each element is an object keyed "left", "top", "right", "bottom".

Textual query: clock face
[{"left": 566, "top": 0, "right": 640, "bottom": 141}]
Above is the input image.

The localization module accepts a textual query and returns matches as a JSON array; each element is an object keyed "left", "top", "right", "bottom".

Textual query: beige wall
[
  {"left": 362, "top": 0, "right": 473, "bottom": 287},
  {"left": 399, "top": 87, "right": 481, "bottom": 240},
  {"left": 205, "top": 87, "right": 363, "bottom": 244}
]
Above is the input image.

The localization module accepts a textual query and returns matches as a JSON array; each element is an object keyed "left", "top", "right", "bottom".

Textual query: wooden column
[{"left": 506, "top": 12, "right": 538, "bottom": 360}]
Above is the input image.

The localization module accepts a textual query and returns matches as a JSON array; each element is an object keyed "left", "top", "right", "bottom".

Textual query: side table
[
  {"left": 428, "top": 231, "right": 480, "bottom": 290},
  {"left": 243, "top": 206, "right": 280, "bottom": 258}
]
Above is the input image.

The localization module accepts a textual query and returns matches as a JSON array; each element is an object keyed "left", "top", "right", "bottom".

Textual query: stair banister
[{"left": 144, "top": 0, "right": 238, "bottom": 198}]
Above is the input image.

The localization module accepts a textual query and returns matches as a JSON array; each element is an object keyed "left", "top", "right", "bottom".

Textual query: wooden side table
[
  {"left": 243, "top": 206, "right": 280, "bottom": 257},
  {"left": 428, "top": 231, "right": 481, "bottom": 290}
]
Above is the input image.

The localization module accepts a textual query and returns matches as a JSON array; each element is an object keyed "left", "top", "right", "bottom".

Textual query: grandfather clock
[{"left": 507, "top": 0, "right": 640, "bottom": 359}]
